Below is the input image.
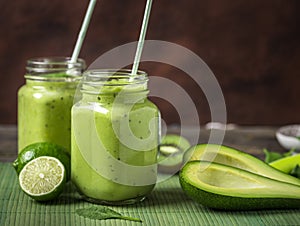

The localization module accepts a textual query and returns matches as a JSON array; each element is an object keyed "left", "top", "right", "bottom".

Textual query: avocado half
[
  {"left": 183, "top": 144, "right": 300, "bottom": 186},
  {"left": 179, "top": 161, "right": 300, "bottom": 210}
]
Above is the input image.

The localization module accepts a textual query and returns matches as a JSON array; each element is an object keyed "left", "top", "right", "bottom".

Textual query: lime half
[
  {"left": 19, "top": 156, "right": 66, "bottom": 201},
  {"left": 13, "top": 142, "right": 71, "bottom": 181}
]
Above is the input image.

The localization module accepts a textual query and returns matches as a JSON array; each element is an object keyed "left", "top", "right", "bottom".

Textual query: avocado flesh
[
  {"left": 179, "top": 161, "right": 300, "bottom": 210},
  {"left": 184, "top": 144, "right": 300, "bottom": 186}
]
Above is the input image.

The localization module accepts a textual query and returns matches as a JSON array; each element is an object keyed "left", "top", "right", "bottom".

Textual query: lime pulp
[{"left": 19, "top": 156, "right": 66, "bottom": 201}]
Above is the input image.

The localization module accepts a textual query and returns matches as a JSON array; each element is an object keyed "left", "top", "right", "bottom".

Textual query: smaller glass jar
[
  {"left": 71, "top": 69, "right": 161, "bottom": 205},
  {"left": 18, "top": 57, "right": 85, "bottom": 153}
]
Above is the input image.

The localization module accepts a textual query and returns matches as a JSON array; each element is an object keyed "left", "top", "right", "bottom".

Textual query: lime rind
[
  {"left": 14, "top": 142, "right": 71, "bottom": 181},
  {"left": 19, "top": 156, "right": 66, "bottom": 201}
]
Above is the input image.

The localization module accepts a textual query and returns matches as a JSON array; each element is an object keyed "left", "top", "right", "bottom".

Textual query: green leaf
[
  {"left": 263, "top": 149, "right": 283, "bottom": 163},
  {"left": 290, "top": 164, "right": 300, "bottom": 179},
  {"left": 76, "top": 206, "right": 142, "bottom": 222},
  {"left": 263, "top": 148, "right": 294, "bottom": 163},
  {"left": 283, "top": 149, "right": 295, "bottom": 157}
]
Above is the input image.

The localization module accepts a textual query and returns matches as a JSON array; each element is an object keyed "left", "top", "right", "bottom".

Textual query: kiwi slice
[{"left": 158, "top": 134, "right": 191, "bottom": 174}]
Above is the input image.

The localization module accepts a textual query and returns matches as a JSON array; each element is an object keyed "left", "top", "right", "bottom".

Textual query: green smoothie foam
[{"left": 71, "top": 77, "right": 160, "bottom": 203}]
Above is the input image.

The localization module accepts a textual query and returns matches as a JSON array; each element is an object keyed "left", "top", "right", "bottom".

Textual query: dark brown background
[{"left": 0, "top": 0, "right": 299, "bottom": 126}]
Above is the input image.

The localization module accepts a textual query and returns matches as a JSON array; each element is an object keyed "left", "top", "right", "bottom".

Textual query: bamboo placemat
[{"left": 0, "top": 162, "right": 299, "bottom": 226}]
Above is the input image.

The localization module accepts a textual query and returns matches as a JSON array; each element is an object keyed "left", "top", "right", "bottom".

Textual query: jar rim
[
  {"left": 25, "top": 57, "right": 86, "bottom": 81},
  {"left": 82, "top": 69, "right": 148, "bottom": 85},
  {"left": 80, "top": 69, "right": 149, "bottom": 95},
  {"left": 27, "top": 57, "right": 85, "bottom": 68}
]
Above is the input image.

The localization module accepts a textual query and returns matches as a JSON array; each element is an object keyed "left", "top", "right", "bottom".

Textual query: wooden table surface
[{"left": 0, "top": 124, "right": 283, "bottom": 162}]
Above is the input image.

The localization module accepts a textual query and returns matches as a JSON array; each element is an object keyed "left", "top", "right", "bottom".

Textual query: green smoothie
[
  {"left": 71, "top": 70, "right": 160, "bottom": 204},
  {"left": 18, "top": 79, "right": 78, "bottom": 152},
  {"left": 18, "top": 57, "right": 85, "bottom": 153}
]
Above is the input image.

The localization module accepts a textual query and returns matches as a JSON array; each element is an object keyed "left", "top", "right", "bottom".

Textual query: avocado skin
[{"left": 179, "top": 162, "right": 300, "bottom": 210}]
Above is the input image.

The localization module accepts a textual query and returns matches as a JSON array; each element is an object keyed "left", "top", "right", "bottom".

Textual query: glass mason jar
[
  {"left": 71, "top": 69, "right": 161, "bottom": 205},
  {"left": 18, "top": 57, "right": 86, "bottom": 153}
]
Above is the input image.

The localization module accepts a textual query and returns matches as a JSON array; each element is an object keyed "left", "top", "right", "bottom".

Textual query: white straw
[
  {"left": 131, "top": 0, "right": 153, "bottom": 75},
  {"left": 71, "top": 0, "right": 97, "bottom": 63}
]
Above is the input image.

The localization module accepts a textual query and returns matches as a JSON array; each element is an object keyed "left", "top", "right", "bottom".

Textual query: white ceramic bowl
[{"left": 276, "top": 125, "right": 300, "bottom": 151}]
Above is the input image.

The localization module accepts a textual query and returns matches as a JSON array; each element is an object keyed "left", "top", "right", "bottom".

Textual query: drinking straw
[
  {"left": 131, "top": 0, "right": 153, "bottom": 75},
  {"left": 71, "top": 0, "right": 97, "bottom": 63}
]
